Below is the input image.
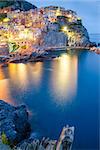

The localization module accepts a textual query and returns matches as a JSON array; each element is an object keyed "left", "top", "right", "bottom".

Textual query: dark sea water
[{"left": 0, "top": 34, "right": 100, "bottom": 150}]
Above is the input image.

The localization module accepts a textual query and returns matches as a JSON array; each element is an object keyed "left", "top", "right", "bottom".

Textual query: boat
[{"left": 56, "top": 125, "right": 75, "bottom": 150}]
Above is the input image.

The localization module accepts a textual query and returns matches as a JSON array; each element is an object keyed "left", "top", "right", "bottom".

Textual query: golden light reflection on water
[
  {"left": 8, "top": 62, "right": 43, "bottom": 90},
  {"left": 0, "top": 62, "right": 43, "bottom": 104},
  {"left": 8, "top": 63, "right": 29, "bottom": 88},
  {"left": 0, "top": 68, "right": 13, "bottom": 104},
  {"left": 51, "top": 54, "right": 78, "bottom": 104},
  {"left": 8, "top": 63, "right": 17, "bottom": 79},
  {"left": 0, "top": 68, "right": 5, "bottom": 80},
  {"left": 16, "top": 64, "right": 29, "bottom": 87},
  {"left": 0, "top": 53, "right": 78, "bottom": 106},
  {"left": 30, "top": 62, "right": 43, "bottom": 88}
]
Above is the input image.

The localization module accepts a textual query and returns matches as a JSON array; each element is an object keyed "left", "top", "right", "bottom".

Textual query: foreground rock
[
  {"left": 15, "top": 126, "right": 74, "bottom": 150},
  {"left": 0, "top": 100, "right": 75, "bottom": 150},
  {"left": 0, "top": 100, "right": 31, "bottom": 145},
  {"left": 0, "top": 142, "right": 11, "bottom": 150}
]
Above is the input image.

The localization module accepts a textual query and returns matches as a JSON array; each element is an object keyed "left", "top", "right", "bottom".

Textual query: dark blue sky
[{"left": 28, "top": 0, "right": 100, "bottom": 34}]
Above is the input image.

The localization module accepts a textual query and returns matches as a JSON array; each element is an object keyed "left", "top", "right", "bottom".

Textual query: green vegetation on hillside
[
  {"left": 1, "top": 132, "right": 10, "bottom": 145},
  {"left": 0, "top": 0, "right": 15, "bottom": 8},
  {"left": 0, "top": 0, "right": 37, "bottom": 11}
]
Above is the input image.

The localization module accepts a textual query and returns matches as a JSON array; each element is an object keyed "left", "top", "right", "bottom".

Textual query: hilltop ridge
[{"left": 0, "top": 0, "right": 37, "bottom": 11}]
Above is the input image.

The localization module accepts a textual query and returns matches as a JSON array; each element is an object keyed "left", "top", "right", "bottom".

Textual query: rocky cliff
[
  {"left": 43, "top": 10, "right": 91, "bottom": 47},
  {"left": 57, "top": 14, "right": 91, "bottom": 47},
  {"left": 44, "top": 31, "right": 68, "bottom": 47},
  {"left": 0, "top": 100, "right": 74, "bottom": 150},
  {"left": 0, "top": 100, "right": 31, "bottom": 145},
  {"left": 63, "top": 21, "right": 90, "bottom": 46}
]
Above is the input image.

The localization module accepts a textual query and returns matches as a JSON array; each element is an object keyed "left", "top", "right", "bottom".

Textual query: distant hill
[{"left": 0, "top": 0, "right": 37, "bottom": 11}]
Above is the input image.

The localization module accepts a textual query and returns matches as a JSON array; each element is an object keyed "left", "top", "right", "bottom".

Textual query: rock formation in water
[
  {"left": 42, "top": 8, "right": 93, "bottom": 47},
  {"left": 0, "top": 100, "right": 31, "bottom": 145},
  {"left": 0, "top": 100, "right": 74, "bottom": 150},
  {"left": 57, "top": 16, "right": 90, "bottom": 46}
]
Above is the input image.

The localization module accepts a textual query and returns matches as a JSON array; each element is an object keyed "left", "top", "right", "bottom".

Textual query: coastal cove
[
  {"left": 0, "top": 0, "right": 100, "bottom": 149},
  {"left": 0, "top": 50, "right": 99, "bottom": 149}
]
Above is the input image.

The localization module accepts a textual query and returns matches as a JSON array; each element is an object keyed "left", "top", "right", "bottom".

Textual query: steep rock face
[
  {"left": 47, "top": 23, "right": 60, "bottom": 32},
  {"left": 43, "top": 14, "right": 90, "bottom": 47},
  {"left": 0, "top": 100, "right": 31, "bottom": 145},
  {"left": 44, "top": 31, "right": 68, "bottom": 47},
  {"left": 67, "top": 24, "right": 90, "bottom": 46},
  {"left": 57, "top": 15, "right": 90, "bottom": 46}
]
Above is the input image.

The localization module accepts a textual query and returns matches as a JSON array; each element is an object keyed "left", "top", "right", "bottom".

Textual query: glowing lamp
[
  {"left": 3, "top": 18, "right": 10, "bottom": 22},
  {"left": 62, "top": 26, "right": 68, "bottom": 32},
  {"left": 56, "top": 8, "right": 61, "bottom": 16},
  {"left": 77, "top": 17, "right": 81, "bottom": 20},
  {"left": 4, "top": 10, "right": 7, "bottom": 13},
  {"left": 68, "top": 14, "right": 72, "bottom": 18},
  {"left": 19, "top": 29, "right": 33, "bottom": 40},
  {"left": 14, "top": 15, "right": 17, "bottom": 18}
]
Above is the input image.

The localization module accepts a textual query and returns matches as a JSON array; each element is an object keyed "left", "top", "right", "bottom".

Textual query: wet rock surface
[
  {"left": 0, "top": 100, "right": 31, "bottom": 145},
  {"left": 14, "top": 138, "right": 57, "bottom": 150},
  {"left": 0, "top": 141, "right": 11, "bottom": 150},
  {"left": 0, "top": 100, "right": 74, "bottom": 150}
]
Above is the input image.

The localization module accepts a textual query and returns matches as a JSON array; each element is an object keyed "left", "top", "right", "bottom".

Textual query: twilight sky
[{"left": 27, "top": 0, "right": 100, "bottom": 34}]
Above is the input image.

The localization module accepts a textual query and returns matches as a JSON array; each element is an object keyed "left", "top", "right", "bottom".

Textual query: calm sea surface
[{"left": 0, "top": 34, "right": 99, "bottom": 150}]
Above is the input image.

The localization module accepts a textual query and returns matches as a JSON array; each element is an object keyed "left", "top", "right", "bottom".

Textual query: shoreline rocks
[
  {"left": 90, "top": 47, "right": 100, "bottom": 54},
  {"left": 0, "top": 100, "right": 31, "bottom": 146},
  {"left": 0, "top": 100, "right": 75, "bottom": 150},
  {"left": 0, "top": 142, "right": 12, "bottom": 150}
]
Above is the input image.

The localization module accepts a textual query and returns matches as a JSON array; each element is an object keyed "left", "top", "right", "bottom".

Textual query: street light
[{"left": 62, "top": 26, "right": 68, "bottom": 32}]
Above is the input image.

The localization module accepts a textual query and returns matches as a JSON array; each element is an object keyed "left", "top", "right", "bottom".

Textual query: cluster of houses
[{"left": 0, "top": 5, "right": 79, "bottom": 55}]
